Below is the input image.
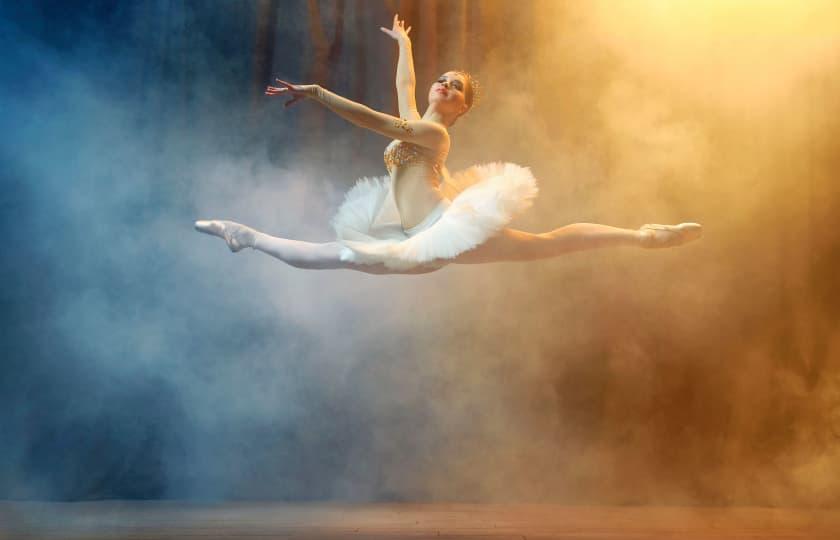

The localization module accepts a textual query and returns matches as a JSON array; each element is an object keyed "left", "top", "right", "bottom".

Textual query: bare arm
[
  {"left": 312, "top": 85, "right": 444, "bottom": 148},
  {"left": 266, "top": 79, "right": 448, "bottom": 150},
  {"left": 395, "top": 40, "right": 415, "bottom": 90},
  {"left": 380, "top": 14, "right": 420, "bottom": 120},
  {"left": 395, "top": 40, "right": 420, "bottom": 120}
]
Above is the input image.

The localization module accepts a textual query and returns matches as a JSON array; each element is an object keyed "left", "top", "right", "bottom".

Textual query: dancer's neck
[{"left": 422, "top": 107, "right": 454, "bottom": 128}]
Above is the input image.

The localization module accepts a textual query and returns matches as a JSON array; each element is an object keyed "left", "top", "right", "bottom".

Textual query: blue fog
[
  {"left": 6, "top": 1, "right": 839, "bottom": 507},
  {"left": 2, "top": 1, "right": 435, "bottom": 501}
]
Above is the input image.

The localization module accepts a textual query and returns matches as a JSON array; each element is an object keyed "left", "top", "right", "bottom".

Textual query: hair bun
[{"left": 453, "top": 69, "right": 482, "bottom": 109}]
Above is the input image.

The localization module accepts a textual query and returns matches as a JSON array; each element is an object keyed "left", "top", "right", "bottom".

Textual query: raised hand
[
  {"left": 264, "top": 78, "right": 320, "bottom": 108},
  {"left": 380, "top": 13, "right": 411, "bottom": 43}
]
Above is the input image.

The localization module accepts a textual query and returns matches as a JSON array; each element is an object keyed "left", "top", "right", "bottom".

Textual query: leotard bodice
[{"left": 383, "top": 139, "right": 448, "bottom": 179}]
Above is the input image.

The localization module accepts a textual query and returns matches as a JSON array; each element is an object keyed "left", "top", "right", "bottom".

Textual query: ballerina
[{"left": 195, "top": 14, "right": 702, "bottom": 275}]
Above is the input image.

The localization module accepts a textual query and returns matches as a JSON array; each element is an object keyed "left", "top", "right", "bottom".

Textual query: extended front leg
[
  {"left": 453, "top": 224, "right": 646, "bottom": 264},
  {"left": 453, "top": 222, "right": 701, "bottom": 264}
]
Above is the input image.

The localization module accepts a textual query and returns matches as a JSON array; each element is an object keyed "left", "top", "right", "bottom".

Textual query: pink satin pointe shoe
[
  {"left": 194, "top": 220, "right": 257, "bottom": 252},
  {"left": 639, "top": 222, "right": 703, "bottom": 249}
]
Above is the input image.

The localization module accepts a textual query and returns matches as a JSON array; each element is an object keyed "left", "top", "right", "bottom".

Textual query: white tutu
[{"left": 329, "top": 162, "right": 539, "bottom": 270}]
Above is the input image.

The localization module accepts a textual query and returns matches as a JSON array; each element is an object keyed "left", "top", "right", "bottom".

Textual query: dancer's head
[{"left": 427, "top": 70, "right": 479, "bottom": 126}]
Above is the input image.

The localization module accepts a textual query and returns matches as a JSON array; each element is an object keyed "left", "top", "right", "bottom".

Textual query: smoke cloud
[{"left": 2, "top": 0, "right": 839, "bottom": 507}]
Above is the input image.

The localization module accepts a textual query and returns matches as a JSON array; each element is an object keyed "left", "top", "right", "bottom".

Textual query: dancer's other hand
[
  {"left": 380, "top": 13, "right": 411, "bottom": 43},
  {"left": 265, "top": 79, "right": 320, "bottom": 108}
]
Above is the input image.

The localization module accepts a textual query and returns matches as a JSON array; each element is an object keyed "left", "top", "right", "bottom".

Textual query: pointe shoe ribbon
[
  {"left": 194, "top": 219, "right": 255, "bottom": 252},
  {"left": 639, "top": 222, "right": 703, "bottom": 248}
]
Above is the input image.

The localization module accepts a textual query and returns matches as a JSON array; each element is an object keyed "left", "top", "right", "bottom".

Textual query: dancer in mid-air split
[{"left": 196, "top": 14, "right": 702, "bottom": 275}]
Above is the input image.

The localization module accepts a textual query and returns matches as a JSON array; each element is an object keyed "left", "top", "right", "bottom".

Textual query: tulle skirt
[{"left": 329, "top": 162, "right": 539, "bottom": 270}]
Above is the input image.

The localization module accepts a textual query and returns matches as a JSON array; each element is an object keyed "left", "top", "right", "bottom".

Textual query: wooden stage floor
[{"left": 2, "top": 502, "right": 838, "bottom": 539}]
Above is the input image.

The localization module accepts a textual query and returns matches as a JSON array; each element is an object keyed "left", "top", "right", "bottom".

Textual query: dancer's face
[{"left": 428, "top": 71, "right": 469, "bottom": 118}]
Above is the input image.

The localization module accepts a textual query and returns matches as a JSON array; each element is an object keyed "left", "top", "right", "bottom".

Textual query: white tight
[{"left": 251, "top": 223, "right": 642, "bottom": 275}]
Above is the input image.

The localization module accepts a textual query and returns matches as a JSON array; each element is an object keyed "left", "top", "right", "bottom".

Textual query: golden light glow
[{"left": 541, "top": 0, "right": 840, "bottom": 109}]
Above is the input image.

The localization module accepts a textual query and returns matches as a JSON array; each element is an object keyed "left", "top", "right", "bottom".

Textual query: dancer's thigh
[
  {"left": 453, "top": 228, "right": 545, "bottom": 264},
  {"left": 312, "top": 241, "right": 443, "bottom": 275}
]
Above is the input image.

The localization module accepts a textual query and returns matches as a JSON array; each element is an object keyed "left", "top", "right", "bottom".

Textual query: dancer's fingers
[{"left": 406, "top": 26, "right": 411, "bottom": 35}]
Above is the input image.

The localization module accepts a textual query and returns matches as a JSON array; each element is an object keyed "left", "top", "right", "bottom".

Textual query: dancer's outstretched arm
[
  {"left": 380, "top": 13, "right": 420, "bottom": 120},
  {"left": 265, "top": 80, "right": 448, "bottom": 150}
]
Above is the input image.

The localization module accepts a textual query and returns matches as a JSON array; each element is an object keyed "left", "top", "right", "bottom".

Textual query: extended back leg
[
  {"left": 195, "top": 220, "right": 442, "bottom": 275},
  {"left": 251, "top": 234, "right": 443, "bottom": 274}
]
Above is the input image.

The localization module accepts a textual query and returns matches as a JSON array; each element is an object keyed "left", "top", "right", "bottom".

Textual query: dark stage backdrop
[{"left": 2, "top": 0, "right": 839, "bottom": 506}]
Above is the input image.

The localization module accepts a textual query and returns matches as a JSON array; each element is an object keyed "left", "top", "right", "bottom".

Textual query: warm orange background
[{"left": 5, "top": 0, "right": 839, "bottom": 506}]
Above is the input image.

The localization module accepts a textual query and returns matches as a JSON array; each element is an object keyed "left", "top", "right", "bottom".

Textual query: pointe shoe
[
  {"left": 639, "top": 222, "right": 703, "bottom": 249},
  {"left": 194, "top": 219, "right": 256, "bottom": 252}
]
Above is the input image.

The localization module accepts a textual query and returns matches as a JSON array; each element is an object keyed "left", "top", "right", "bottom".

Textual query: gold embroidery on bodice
[{"left": 383, "top": 140, "right": 448, "bottom": 178}]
